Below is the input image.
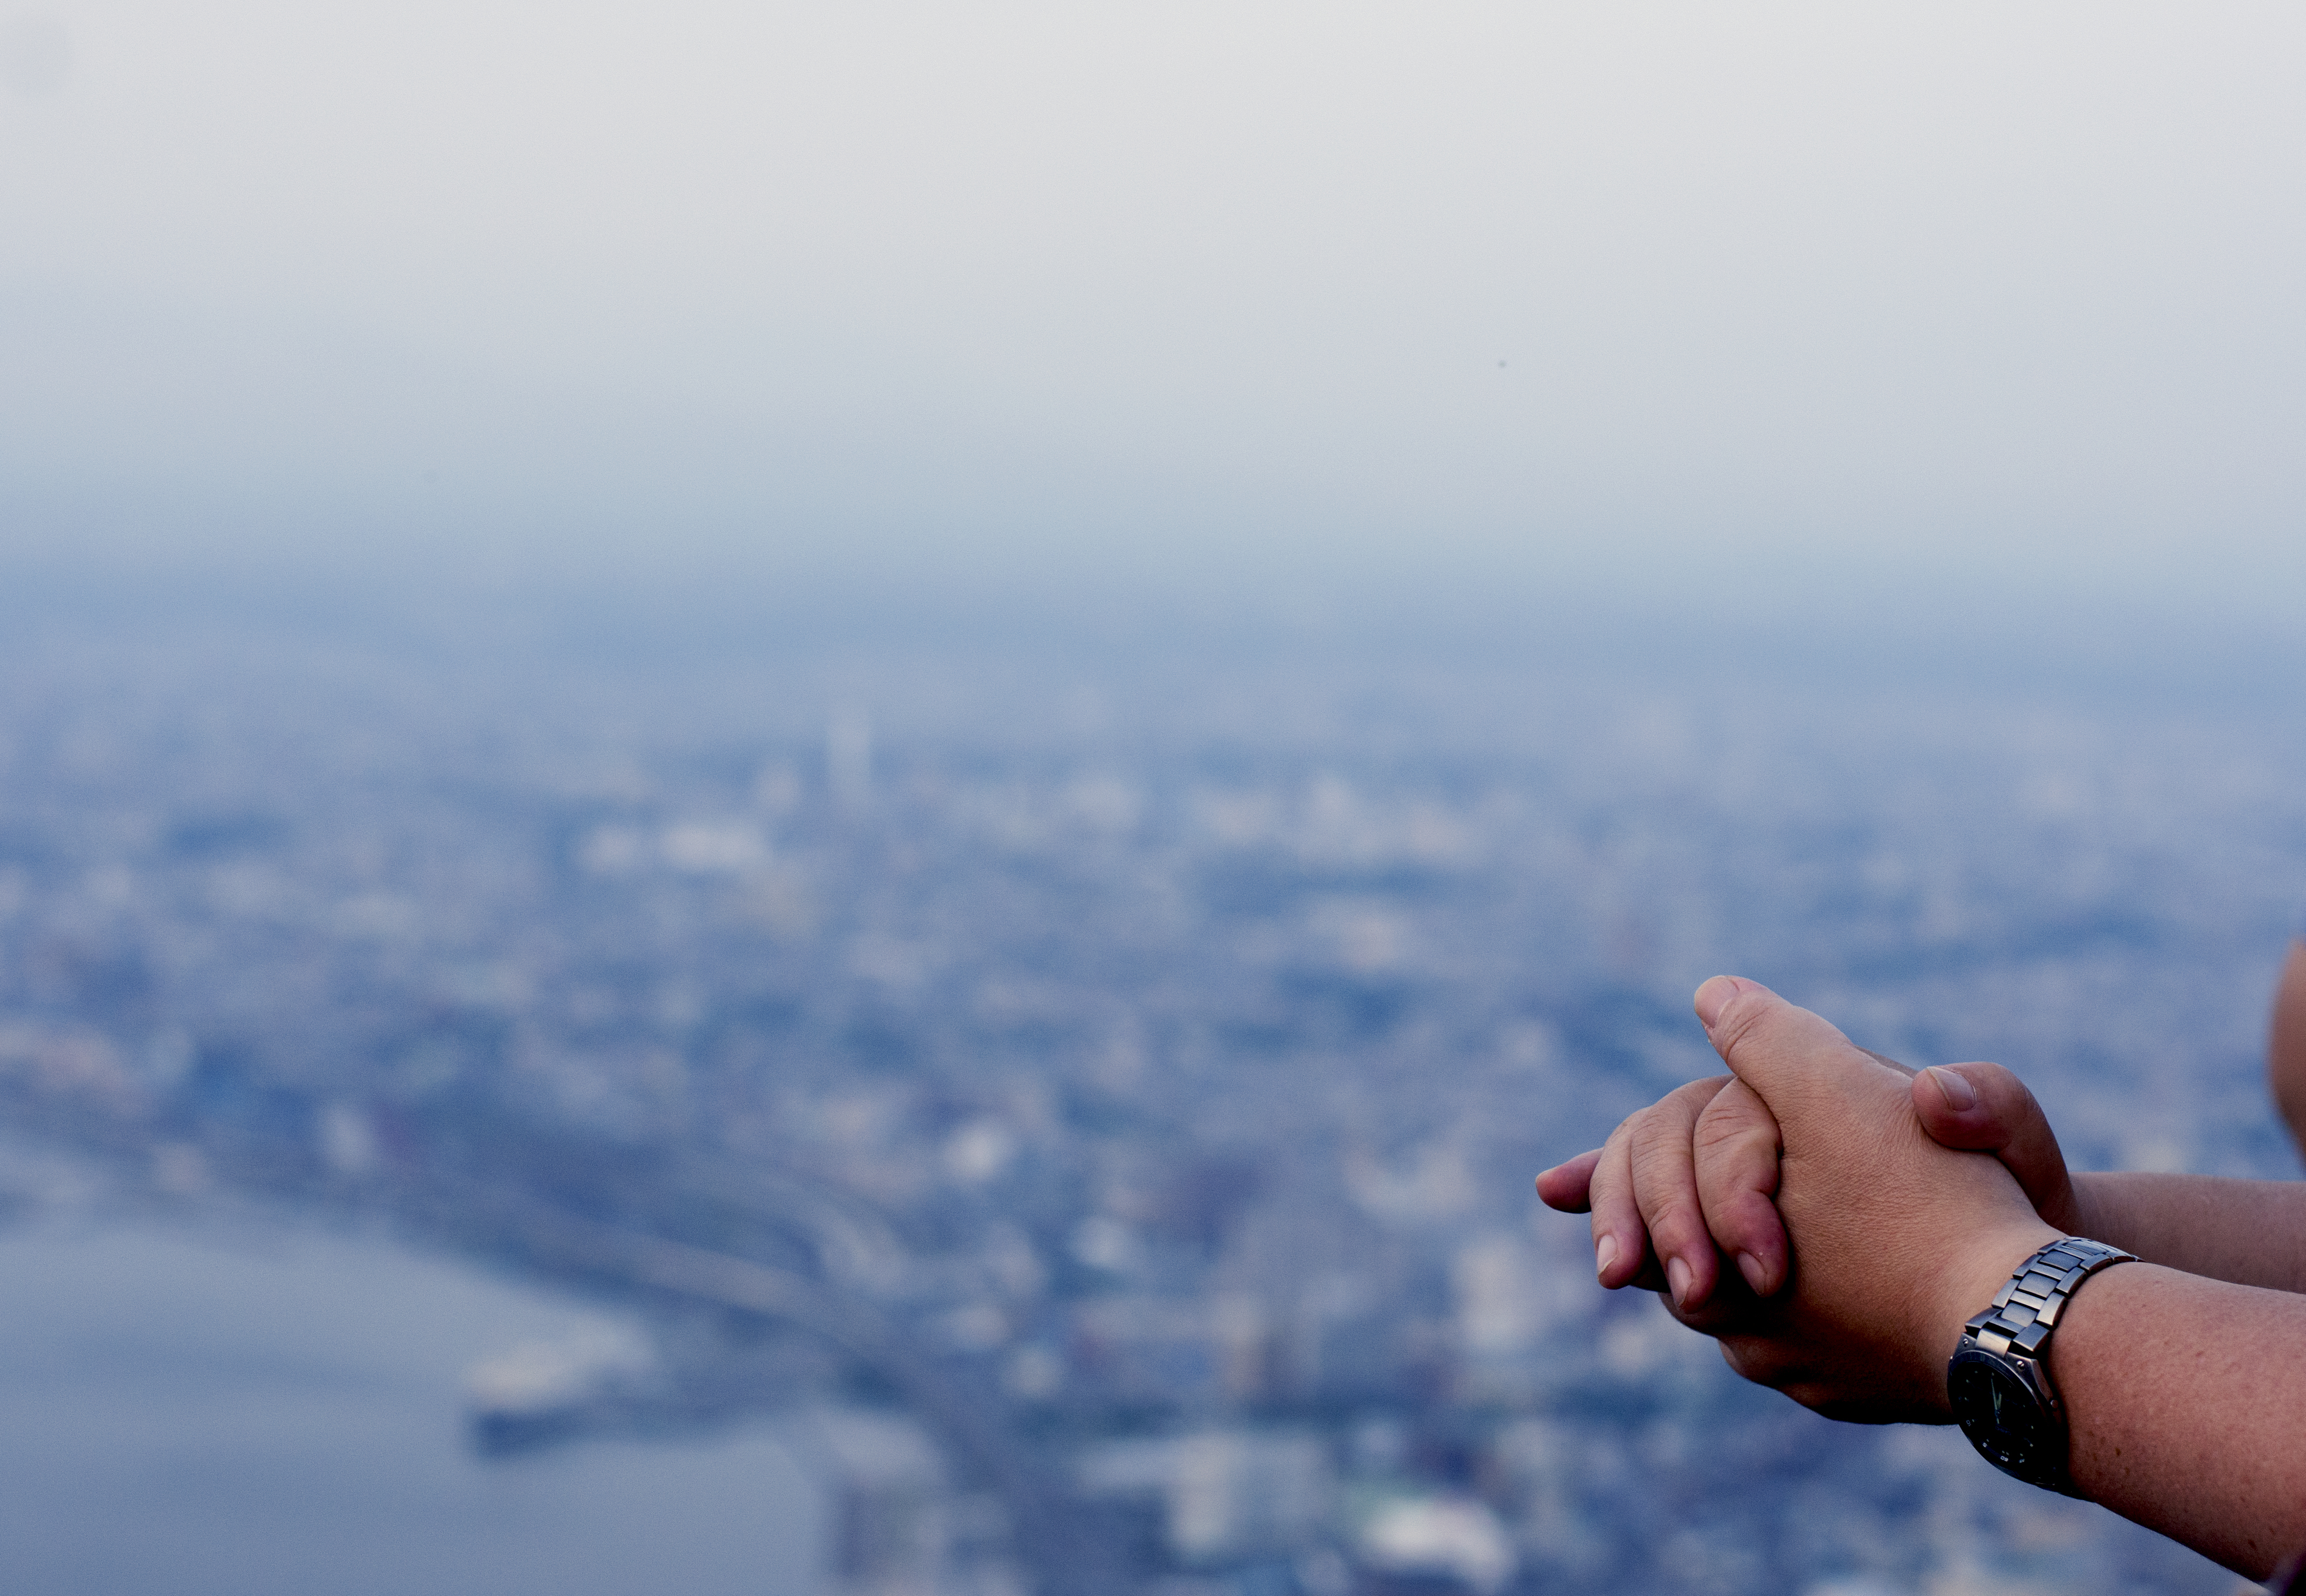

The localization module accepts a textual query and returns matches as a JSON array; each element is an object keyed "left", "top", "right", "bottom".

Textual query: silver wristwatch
[{"left": 1946, "top": 1237, "right": 2135, "bottom": 1494}]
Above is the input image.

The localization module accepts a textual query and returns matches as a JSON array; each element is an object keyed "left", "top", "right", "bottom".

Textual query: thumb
[
  {"left": 1911, "top": 1062, "right": 2083, "bottom": 1234},
  {"left": 1692, "top": 976, "right": 1887, "bottom": 1110}
]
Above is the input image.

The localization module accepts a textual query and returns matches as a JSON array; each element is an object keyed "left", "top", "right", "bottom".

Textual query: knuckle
[
  {"left": 1637, "top": 1195, "right": 1706, "bottom": 1251},
  {"left": 1627, "top": 1127, "right": 1690, "bottom": 1175},
  {"left": 1626, "top": 1147, "right": 1696, "bottom": 1211},
  {"left": 1691, "top": 1112, "right": 1775, "bottom": 1157},
  {"left": 1666, "top": 1075, "right": 1730, "bottom": 1112},
  {"left": 1627, "top": 1149, "right": 1693, "bottom": 1199},
  {"left": 1589, "top": 1179, "right": 1636, "bottom": 1226}
]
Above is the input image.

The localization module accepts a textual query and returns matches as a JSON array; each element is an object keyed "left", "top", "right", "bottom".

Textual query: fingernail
[
  {"left": 1736, "top": 1251, "right": 1767, "bottom": 1294},
  {"left": 1595, "top": 1235, "right": 1618, "bottom": 1280},
  {"left": 1927, "top": 1066, "right": 1978, "bottom": 1111},
  {"left": 1665, "top": 1256, "right": 1691, "bottom": 1306},
  {"left": 1692, "top": 976, "right": 1743, "bottom": 1028}
]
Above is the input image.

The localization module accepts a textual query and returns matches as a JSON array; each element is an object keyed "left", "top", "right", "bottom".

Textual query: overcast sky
[{"left": 3, "top": 2, "right": 2302, "bottom": 616}]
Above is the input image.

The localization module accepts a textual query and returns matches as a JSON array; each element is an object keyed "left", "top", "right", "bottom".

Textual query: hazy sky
[{"left": 4, "top": 2, "right": 2303, "bottom": 613}]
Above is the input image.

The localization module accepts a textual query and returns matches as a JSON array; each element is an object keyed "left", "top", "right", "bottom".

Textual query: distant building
[
  {"left": 1349, "top": 1494, "right": 1515, "bottom": 1596},
  {"left": 1078, "top": 1428, "right": 1333, "bottom": 1569}
]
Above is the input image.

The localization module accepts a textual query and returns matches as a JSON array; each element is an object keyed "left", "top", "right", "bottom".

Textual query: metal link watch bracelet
[{"left": 1947, "top": 1237, "right": 2136, "bottom": 1494}]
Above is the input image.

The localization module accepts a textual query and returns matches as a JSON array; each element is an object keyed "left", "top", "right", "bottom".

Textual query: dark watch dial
[{"left": 1948, "top": 1348, "right": 2061, "bottom": 1484}]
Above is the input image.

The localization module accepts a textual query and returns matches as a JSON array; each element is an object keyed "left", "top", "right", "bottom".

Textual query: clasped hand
[{"left": 1538, "top": 977, "right": 2067, "bottom": 1422}]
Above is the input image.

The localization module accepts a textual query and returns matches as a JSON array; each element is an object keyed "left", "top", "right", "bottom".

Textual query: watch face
[{"left": 1949, "top": 1349, "right": 2060, "bottom": 1484}]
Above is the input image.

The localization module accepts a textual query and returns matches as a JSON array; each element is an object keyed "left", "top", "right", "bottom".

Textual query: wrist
[
  {"left": 2065, "top": 1173, "right": 2113, "bottom": 1247},
  {"left": 1918, "top": 1219, "right": 2062, "bottom": 1411}
]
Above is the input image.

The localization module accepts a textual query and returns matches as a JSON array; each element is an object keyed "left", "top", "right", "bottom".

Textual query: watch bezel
[{"left": 1948, "top": 1341, "right": 2069, "bottom": 1490}]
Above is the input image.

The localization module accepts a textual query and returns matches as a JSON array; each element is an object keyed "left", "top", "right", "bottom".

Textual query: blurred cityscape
[{"left": 0, "top": 607, "right": 2296, "bottom": 1595}]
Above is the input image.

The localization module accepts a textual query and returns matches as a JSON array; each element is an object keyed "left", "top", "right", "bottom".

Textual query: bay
[{"left": 0, "top": 1210, "right": 821, "bottom": 1596}]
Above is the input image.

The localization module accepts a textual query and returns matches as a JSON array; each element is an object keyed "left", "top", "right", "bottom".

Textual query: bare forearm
[
  {"left": 2071, "top": 1172, "right": 2306, "bottom": 1293},
  {"left": 2270, "top": 940, "right": 2306, "bottom": 1158},
  {"left": 2052, "top": 1263, "right": 2306, "bottom": 1577}
]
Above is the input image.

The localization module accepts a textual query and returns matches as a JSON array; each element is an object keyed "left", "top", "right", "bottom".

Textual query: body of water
[{"left": 0, "top": 1199, "right": 819, "bottom": 1596}]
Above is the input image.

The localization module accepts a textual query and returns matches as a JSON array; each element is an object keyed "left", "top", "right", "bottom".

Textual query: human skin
[
  {"left": 2270, "top": 939, "right": 2306, "bottom": 1159},
  {"left": 1548, "top": 977, "right": 2306, "bottom": 1578},
  {"left": 1535, "top": 1053, "right": 2085, "bottom": 1312},
  {"left": 1539, "top": 937, "right": 2306, "bottom": 1306},
  {"left": 1537, "top": 1059, "right": 2306, "bottom": 1306}
]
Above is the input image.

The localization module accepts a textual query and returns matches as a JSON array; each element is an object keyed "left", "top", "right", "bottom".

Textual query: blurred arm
[
  {"left": 2271, "top": 939, "right": 2306, "bottom": 1161},
  {"left": 2070, "top": 1172, "right": 2306, "bottom": 1294}
]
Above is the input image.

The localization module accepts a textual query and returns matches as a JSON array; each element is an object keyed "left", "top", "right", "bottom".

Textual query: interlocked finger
[
  {"left": 1693, "top": 1076, "right": 1789, "bottom": 1296},
  {"left": 1586, "top": 1118, "right": 1656, "bottom": 1290},
  {"left": 1626, "top": 1075, "right": 1736, "bottom": 1309}
]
